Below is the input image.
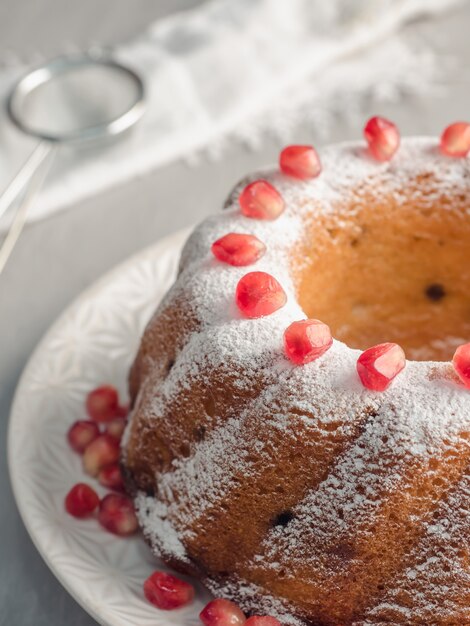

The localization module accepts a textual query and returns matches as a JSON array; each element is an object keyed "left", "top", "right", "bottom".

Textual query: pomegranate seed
[
  {"left": 200, "top": 599, "right": 246, "bottom": 626},
  {"left": 364, "top": 116, "right": 400, "bottom": 162},
  {"left": 440, "top": 122, "right": 470, "bottom": 157},
  {"left": 65, "top": 483, "right": 99, "bottom": 518},
  {"left": 239, "top": 180, "right": 285, "bottom": 220},
  {"left": 453, "top": 343, "right": 470, "bottom": 388},
  {"left": 357, "top": 343, "right": 406, "bottom": 391},
  {"left": 245, "top": 618, "right": 281, "bottom": 626},
  {"left": 98, "top": 493, "right": 138, "bottom": 536},
  {"left": 105, "top": 418, "right": 127, "bottom": 440},
  {"left": 117, "top": 404, "right": 129, "bottom": 418},
  {"left": 98, "top": 463, "right": 125, "bottom": 491},
  {"left": 82, "top": 434, "right": 120, "bottom": 477},
  {"left": 212, "top": 233, "right": 266, "bottom": 267},
  {"left": 144, "top": 571, "right": 195, "bottom": 610},
  {"left": 67, "top": 420, "right": 100, "bottom": 454},
  {"left": 284, "top": 319, "right": 333, "bottom": 365},
  {"left": 279, "top": 145, "right": 321, "bottom": 179},
  {"left": 236, "top": 272, "right": 287, "bottom": 318},
  {"left": 86, "top": 385, "right": 120, "bottom": 422}
]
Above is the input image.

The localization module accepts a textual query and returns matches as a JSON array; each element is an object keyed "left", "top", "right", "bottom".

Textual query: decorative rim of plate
[{"left": 7, "top": 227, "right": 195, "bottom": 626}]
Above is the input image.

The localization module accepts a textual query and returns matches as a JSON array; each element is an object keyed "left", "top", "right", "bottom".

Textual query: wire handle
[{"left": 0, "top": 141, "right": 54, "bottom": 275}]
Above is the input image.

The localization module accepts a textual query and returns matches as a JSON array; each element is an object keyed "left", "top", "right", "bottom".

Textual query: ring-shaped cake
[{"left": 123, "top": 136, "right": 470, "bottom": 626}]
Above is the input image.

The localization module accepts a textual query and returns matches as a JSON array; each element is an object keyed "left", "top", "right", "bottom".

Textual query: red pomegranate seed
[
  {"left": 440, "top": 122, "right": 470, "bottom": 157},
  {"left": 86, "top": 385, "right": 120, "bottom": 422},
  {"left": 65, "top": 483, "right": 99, "bottom": 518},
  {"left": 144, "top": 571, "right": 195, "bottom": 610},
  {"left": 357, "top": 343, "right": 406, "bottom": 391},
  {"left": 284, "top": 319, "right": 333, "bottom": 365},
  {"left": 279, "top": 145, "right": 321, "bottom": 180},
  {"left": 105, "top": 418, "right": 127, "bottom": 440},
  {"left": 82, "top": 434, "right": 120, "bottom": 477},
  {"left": 364, "top": 116, "right": 400, "bottom": 162},
  {"left": 212, "top": 233, "right": 266, "bottom": 267},
  {"left": 453, "top": 343, "right": 470, "bottom": 388},
  {"left": 245, "top": 617, "right": 281, "bottom": 626},
  {"left": 239, "top": 180, "right": 285, "bottom": 220},
  {"left": 98, "top": 493, "right": 138, "bottom": 536},
  {"left": 236, "top": 272, "right": 287, "bottom": 318},
  {"left": 117, "top": 404, "right": 129, "bottom": 418},
  {"left": 200, "top": 599, "right": 246, "bottom": 626},
  {"left": 67, "top": 420, "right": 100, "bottom": 454},
  {"left": 98, "top": 463, "right": 125, "bottom": 491}
]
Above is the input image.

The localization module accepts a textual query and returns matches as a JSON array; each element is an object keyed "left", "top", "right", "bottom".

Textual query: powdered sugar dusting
[
  {"left": 130, "top": 137, "right": 470, "bottom": 624},
  {"left": 205, "top": 577, "right": 306, "bottom": 626},
  {"left": 135, "top": 494, "right": 189, "bottom": 563},
  {"left": 250, "top": 362, "right": 469, "bottom": 564},
  {"left": 361, "top": 471, "right": 470, "bottom": 623}
]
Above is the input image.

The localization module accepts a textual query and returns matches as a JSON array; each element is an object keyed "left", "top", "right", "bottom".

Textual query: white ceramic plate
[{"left": 7, "top": 227, "right": 212, "bottom": 626}]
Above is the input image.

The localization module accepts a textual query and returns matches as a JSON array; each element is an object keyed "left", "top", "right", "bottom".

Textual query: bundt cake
[{"left": 123, "top": 128, "right": 470, "bottom": 626}]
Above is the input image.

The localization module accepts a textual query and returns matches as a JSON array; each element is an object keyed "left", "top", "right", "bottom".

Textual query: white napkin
[{"left": 0, "top": 0, "right": 462, "bottom": 229}]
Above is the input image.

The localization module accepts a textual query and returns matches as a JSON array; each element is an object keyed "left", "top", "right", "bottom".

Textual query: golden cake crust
[{"left": 123, "top": 138, "right": 470, "bottom": 626}]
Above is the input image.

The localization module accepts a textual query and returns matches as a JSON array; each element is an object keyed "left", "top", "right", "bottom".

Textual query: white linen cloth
[{"left": 0, "top": 0, "right": 462, "bottom": 228}]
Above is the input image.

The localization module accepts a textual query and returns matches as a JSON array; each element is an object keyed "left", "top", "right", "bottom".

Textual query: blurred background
[{"left": 0, "top": 1, "right": 470, "bottom": 624}]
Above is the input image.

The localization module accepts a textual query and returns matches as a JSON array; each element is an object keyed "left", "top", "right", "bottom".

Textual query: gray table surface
[{"left": 1, "top": 2, "right": 470, "bottom": 625}]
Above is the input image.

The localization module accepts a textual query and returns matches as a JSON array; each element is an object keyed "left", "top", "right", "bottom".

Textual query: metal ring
[{"left": 6, "top": 54, "right": 146, "bottom": 144}]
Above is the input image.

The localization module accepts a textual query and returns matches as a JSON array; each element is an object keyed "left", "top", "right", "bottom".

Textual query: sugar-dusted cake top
[{"left": 129, "top": 129, "right": 470, "bottom": 625}]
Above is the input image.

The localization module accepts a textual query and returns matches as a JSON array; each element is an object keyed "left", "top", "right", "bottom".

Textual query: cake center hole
[{"left": 294, "top": 189, "right": 470, "bottom": 362}]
